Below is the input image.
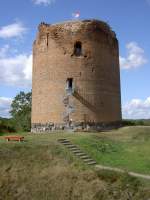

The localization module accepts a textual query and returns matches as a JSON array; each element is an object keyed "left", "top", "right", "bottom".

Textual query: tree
[{"left": 10, "top": 91, "right": 32, "bottom": 131}]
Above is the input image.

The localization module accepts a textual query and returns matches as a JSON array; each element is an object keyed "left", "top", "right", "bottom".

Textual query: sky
[{"left": 0, "top": 0, "right": 150, "bottom": 119}]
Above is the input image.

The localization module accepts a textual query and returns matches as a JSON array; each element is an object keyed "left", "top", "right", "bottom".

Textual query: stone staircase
[
  {"left": 73, "top": 89, "right": 96, "bottom": 113},
  {"left": 58, "top": 138, "right": 97, "bottom": 166}
]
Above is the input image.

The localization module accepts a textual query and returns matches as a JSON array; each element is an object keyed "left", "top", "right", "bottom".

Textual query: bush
[
  {"left": 122, "top": 119, "right": 150, "bottom": 126},
  {"left": 122, "top": 120, "right": 136, "bottom": 126},
  {"left": 0, "top": 118, "right": 16, "bottom": 134}
]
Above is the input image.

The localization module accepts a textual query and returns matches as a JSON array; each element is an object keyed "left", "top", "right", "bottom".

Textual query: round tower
[{"left": 32, "top": 19, "right": 122, "bottom": 132}]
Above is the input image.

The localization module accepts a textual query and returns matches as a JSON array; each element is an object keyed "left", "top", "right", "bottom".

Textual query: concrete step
[
  {"left": 58, "top": 140, "right": 70, "bottom": 143},
  {"left": 61, "top": 142, "right": 72, "bottom": 145},
  {"left": 83, "top": 158, "right": 95, "bottom": 162},
  {"left": 72, "top": 150, "right": 82, "bottom": 153},
  {"left": 74, "top": 152, "right": 86, "bottom": 156},
  {"left": 58, "top": 139, "right": 68, "bottom": 142},
  {"left": 68, "top": 147, "right": 80, "bottom": 150},
  {"left": 79, "top": 155, "right": 90, "bottom": 159},
  {"left": 87, "top": 161, "right": 97, "bottom": 165},
  {"left": 66, "top": 144, "right": 77, "bottom": 148},
  {"left": 58, "top": 138, "right": 68, "bottom": 142},
  {"left": 59, "top": 142, "right": 71, "bottom": 145}
]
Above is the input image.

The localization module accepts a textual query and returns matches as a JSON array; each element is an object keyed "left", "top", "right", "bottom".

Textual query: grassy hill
[
  {"left": 71, "top": 126, "right": 150, "bottom": 174},
  {"left": 0, "top": 127, "right": 150, "bottom": 199}
]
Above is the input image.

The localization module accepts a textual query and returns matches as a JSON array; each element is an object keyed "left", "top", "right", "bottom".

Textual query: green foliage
[
  {"left": 10, "top": 91, "right": 32, "bottom": 132},
  {"left": 90, "top": 138, "right": 121, "bottom": 153},
  {"left": 122, "top": 119, "right": 150, "bottom": 126},
  {"left": 0, "top": 118, "right": 16, "bottom": 134},
  {"left": 122, "top": 120, "right": 136, "bottom": 126}
]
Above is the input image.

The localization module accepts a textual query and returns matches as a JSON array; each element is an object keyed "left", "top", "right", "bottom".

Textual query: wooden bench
[{"left": 4, "top": 136, "right": 24, "bottom": 142}]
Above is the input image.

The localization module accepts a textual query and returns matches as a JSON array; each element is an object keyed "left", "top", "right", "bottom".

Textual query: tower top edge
[{"left": 38, "top": 19, "right": 117, "bottom": 39}]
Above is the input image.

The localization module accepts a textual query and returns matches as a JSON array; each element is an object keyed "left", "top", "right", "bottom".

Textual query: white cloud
[
  {"left": 120, "top": 42, "right": 147, "bottom": 69},
  {"left": 123, "top": 97, "right": 150, "bottom": 119},
  {"left": 0, "top": 97, "right": 12, "bottom": 118},
  {"left": 32, "top": 0, "right": 55, "bottom": 6},
  {"left": 0, "top": 22, "right": 27, "bottom": 39},
  {"left": 0, "top": 45, "right": 32, "bottom": 87}
]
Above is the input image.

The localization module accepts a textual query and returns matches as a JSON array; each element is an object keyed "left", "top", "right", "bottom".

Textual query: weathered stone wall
[{"left": 32, "top": 20, "right": 122, "bottom": 132}]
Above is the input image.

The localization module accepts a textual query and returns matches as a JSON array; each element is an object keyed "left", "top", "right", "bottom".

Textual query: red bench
[{"left": 4, "top": 136, "right": 24, "bottom": 142}]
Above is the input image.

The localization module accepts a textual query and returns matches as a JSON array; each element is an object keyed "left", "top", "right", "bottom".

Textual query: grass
[
  {"left": 70, "top": 126, "right": 150, "bottom": 174},
  {"left": 0, "top": 127, "right": 150, "bottom": 199}
]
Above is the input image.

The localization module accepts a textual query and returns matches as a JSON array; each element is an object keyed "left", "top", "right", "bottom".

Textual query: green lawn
[
  {"left": 0, "top": 126, "right": 150, "bottom": 174},
  {"left": 70, "top": 126, "right": 150, "bottom": 174},
  {"left": 0, "top": 126, "right": 150, "bottom": 199}
]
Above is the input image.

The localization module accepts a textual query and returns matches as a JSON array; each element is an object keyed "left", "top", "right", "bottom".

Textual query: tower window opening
[
  {"left": 74, "top": 41, "right": 82, "bottom": 56},
  {"left": 66, "top": 78, "right": 73, "bottom": 89}
]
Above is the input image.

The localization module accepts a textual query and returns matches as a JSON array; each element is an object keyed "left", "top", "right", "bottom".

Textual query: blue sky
[{"left": 0, "top": 0, "right": 150, "bottom": 119}]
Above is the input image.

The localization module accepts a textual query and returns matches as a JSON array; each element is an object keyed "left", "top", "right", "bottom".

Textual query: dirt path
[{"left": 95, "top": 165, "right": 150, "bottom": 180}]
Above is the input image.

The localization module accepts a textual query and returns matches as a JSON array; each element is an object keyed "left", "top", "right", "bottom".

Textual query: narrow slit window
[
  {"left": 46, "top": 33, "right": 49, "bottom": 47},
  {"left": 74, "top": 41, "right": 82, "bottom": 56}
]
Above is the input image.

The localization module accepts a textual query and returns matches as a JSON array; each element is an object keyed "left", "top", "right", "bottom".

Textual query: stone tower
[{"left": 32, "top": 19, "right": 122, "bottom": 132}]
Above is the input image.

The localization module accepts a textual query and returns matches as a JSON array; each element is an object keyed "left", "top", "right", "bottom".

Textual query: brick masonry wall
[{"left": 32, "top": 20, "right": 122, "bottom": 131}]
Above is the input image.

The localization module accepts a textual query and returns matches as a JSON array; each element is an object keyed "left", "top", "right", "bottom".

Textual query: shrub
[{"left": 0, "top": 118, "right": 16, "bottom": 134}]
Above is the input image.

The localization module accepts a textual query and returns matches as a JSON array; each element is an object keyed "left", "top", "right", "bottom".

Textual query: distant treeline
[
  {"left": 122, "top": 119, "right": 150, "bottom": 126},
  {"left": 1, "top": 117, "right": 150, "bottom": 134}
]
